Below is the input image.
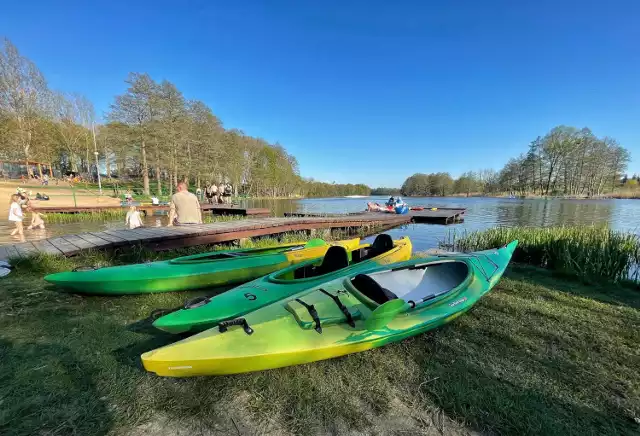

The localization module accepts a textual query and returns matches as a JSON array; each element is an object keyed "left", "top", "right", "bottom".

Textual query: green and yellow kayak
[
  {"left": 152, "top": 234, "right": 412, "bottom": 334},
  {"left": 44, "top": 238, "right": 360, "bottom": 295},
  {"left": 142, "top": 241, "right": 517, "bottom": 376}
]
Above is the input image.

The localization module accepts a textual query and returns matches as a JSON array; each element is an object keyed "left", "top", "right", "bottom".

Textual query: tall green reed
[{"left": 444, "top": 226, "right": 640, "bottom": 284}]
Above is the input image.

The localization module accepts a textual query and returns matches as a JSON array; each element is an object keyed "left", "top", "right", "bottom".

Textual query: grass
[
  {"left": 1, "top": 241, "right": 639, "bottom": 435},
  {"left": 41, "top": 210, "right": 129, "bottom": 223},
  {"left": 445, "top": 225, "right": 640, "bottom": 285}
]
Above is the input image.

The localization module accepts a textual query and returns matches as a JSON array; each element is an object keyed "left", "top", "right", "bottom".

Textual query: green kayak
[
  {"left": 152, "top": 234, "right": 412, "bottom": 333},
  {"left": 44, "top": 238, "right": 361, "bottom": 295},
  {"left": 142, "top": 241, "right": 517, "bottom": 376}
]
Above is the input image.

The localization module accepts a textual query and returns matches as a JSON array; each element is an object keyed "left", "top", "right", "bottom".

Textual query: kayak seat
[
  {"left": 294, "top": 246, "right": 349, "bottom": 279},
  {"left": 316, "top": 246, "right": 349, "bottom": 275},
  {"left": 359, "top": 234, "right": 394, "bottom": 262},
  {"left": 351, "top": 274, "right": 398, "bottom": 305}
]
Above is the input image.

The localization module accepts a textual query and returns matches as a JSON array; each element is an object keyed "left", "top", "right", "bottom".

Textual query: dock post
[{"left": 72, "top": 187, "right": 77, "bottom": 208}]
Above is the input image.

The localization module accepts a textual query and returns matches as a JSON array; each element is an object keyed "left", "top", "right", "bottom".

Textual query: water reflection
[{"left": 1, "top": 196, "right": 639, "bottom": 251}]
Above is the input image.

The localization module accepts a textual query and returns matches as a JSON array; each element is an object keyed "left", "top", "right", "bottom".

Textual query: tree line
[
  {"left": 0, "top": 38, "right": 370, "bottom": 198},
  {"left": 401, "top": 126, "right": 631, "bottom": 197}
]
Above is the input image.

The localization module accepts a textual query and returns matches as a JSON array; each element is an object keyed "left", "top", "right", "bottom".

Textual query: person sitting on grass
[
  {"left": 167, "top": 182, "right": 202, "bottom": 226},
  {"left": 125, "top": 206, "right": 144, "bottom": 229},
  {"left": 26, "top": 207, "right": 45, "bottom": 230}
]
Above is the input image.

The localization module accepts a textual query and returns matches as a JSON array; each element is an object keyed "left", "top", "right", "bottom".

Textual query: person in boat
[
  {"left": 167, "top": 182, "right": 202, "bottom": 226},
  {"left": 386, "top": 197, "right": 395, "bottom": 207},
  {"left": 26, "top": 206, "right": 45, "bottom": 230},
  {"left": 125, "top": 205, "right": 144, "bottom": 229},
  {"left": 367, "top": 202, "right": 383, "bottom": 211},
  {"left": 151, "top": 196, "right": 160, "bottom": 206}
]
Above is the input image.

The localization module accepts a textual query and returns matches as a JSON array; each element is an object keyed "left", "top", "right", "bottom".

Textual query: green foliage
[
  {"left": 447, "top": 225, "right": 640, "bottom": 284},
  {"left": 40, "top": 210, "right": 128, "bottom": 223},
  {"left": 499, "top": 127, "right": 630, "bottom": 196},
  {"left": 401, "top": 172, "right": 454, "bottom": 196},
  {"left": 370, "top": 187, "right": 400, "bottom": 196}
]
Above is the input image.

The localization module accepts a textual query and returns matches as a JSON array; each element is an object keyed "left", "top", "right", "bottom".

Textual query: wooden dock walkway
[
  {"left": 0, "top": 214, "right": 410, "bottom": 261},
  {"left": 32, "top": 204, "right": 271, "bottom": 217},
  {"left": 286, "top": 209, "right": 466, "bottom": 224}
]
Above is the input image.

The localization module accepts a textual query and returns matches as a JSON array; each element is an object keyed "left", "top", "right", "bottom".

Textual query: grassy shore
[{"left": 0, "top": 238, "right": 638, "bottom": 435}]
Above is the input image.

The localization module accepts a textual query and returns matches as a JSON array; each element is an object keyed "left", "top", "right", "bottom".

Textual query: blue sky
[{"left": 2, "top": 0, "right": 639, "bottom": 187}]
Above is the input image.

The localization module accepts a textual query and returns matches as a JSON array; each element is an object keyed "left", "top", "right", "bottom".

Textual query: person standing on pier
[{"left": 167, "top": 182, "right": 202, "bottom": 226}]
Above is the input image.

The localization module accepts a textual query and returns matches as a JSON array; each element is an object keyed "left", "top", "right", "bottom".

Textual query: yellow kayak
[{"left": 141, "top": 240, "right": 517, "bottom": 377}]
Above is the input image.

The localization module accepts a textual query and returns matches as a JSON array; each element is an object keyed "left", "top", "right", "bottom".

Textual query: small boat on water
[{"left": 142, "top": 240, "right": 517, "bottom": 377}]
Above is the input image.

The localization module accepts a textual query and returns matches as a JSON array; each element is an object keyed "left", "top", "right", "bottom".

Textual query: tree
[
  {"left": 108, "top": 73, "right": 158, "bottom": 195},
  {"left": 0, "top": 38, "right": 52, "bottom": 172}
]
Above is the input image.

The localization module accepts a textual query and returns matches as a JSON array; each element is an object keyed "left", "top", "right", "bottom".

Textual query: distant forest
[
  {"left": 370, "top": 187, "right": 401, "bottom": 196},
  {"left": 400, "top": 126, "right": 631, "bottom": 197},
  {"left": 0, "top": 38, "right": 369, "bottom": 198}
]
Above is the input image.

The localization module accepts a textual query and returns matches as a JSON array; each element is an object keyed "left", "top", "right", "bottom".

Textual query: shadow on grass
[{"left": 0, "top": 339, "right": 112, "bottom": 436}]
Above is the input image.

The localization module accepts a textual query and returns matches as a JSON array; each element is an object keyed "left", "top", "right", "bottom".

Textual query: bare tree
[{"left": 0, "top": 38, "right": 52, "bottom": 173}]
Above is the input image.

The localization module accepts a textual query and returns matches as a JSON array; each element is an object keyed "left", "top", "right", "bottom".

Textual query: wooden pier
[
  {"left": 0, "top": 213, "right": 410, "bottom": 261},
  {"left": 32, "top": 204, "right": 271, "bottom": 217},
  {"left": 409, "top": 208, "right": 465, "bottom": 224},
  {"left": 286, "top": 208, "right": 466, "bottom": 224}
]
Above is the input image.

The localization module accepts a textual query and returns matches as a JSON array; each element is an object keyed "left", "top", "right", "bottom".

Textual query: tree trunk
[
  {"left": 154, "top": 141, "right": 162, "bottom": 196},
  {"left": 141, "top": 139, "right": 150, "bottom": 195},
  {"left": 104, "top": 147, "right": 111, "bottom": 179},
  {"left": 48, "top": 163, "right": 53, "bottom": 177}
]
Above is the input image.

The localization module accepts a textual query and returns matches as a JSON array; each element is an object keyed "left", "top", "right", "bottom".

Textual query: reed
[
  {"left": 445, "top": 225, "right": 640, "bottom": 284},
  {"left": 39, "top": 210, "right": 128, "bottom": 223}
]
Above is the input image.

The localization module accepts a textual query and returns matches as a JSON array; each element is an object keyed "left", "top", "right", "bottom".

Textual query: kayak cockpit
[
  {"left": 275, "top": 234, "right": 396, "bottom": 281},
  {"left": 350, "top": 260, "right": 471, "bottom": 307},
  {"left": 169, "top": 243, "right": 314, "bottom": 264}
]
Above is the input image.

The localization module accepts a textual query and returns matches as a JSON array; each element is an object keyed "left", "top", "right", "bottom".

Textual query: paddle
[{"left": 365, "top": 299, "right": 408, "bottom": 330}]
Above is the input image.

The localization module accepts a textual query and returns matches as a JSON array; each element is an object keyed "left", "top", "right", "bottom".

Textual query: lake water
[{"left": 1, "top": 196, "right": 639, "bottom": 251}]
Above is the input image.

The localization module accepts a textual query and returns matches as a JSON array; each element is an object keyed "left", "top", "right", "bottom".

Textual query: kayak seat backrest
[
  {"left": 351, "top": 274, "right": 398, "bottom": 305},
  {"left": 317, "top": 246, "right": 349, "bottom": 275},
  {"left": 293, "top": 246, "right": 349, "bottom": 279},
  {"left": 359, "top": 234, "right": 394, "bottom": 262}
]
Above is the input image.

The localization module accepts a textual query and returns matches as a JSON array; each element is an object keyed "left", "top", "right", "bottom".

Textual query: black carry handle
[
  {"left": 295, "top": 298, "right": 322, "bottom": 333},
  {"left": 319, "top": 288, "right": 355, "bottom": 327},
  {"left": 218, "top": 317, "right": 254, "bottom": 335}
]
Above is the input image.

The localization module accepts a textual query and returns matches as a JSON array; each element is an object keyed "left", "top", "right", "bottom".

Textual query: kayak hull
[
  {"left": 152, "top": 236, "right": 412, "bottom": 333},
  {"left": 142, "top": 241, "right": 517, "bottom": 376},
  {"left": 44, "top": 238, "right": 360, "bottom": 295}
]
